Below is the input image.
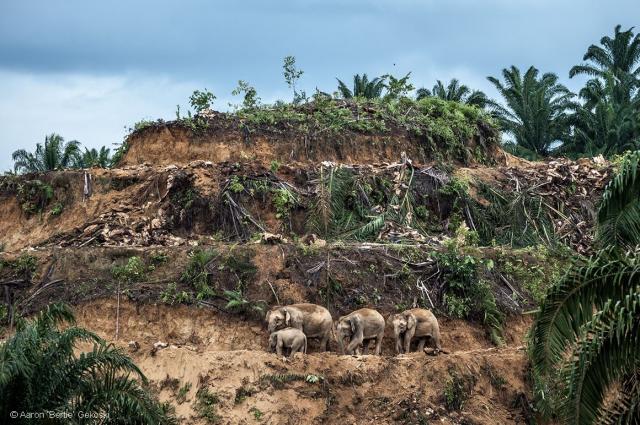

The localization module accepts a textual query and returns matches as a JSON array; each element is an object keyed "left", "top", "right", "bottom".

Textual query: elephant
[
  {"left": 390, "top": 308, "right": 442, "bottom": 354},
  {"left": 268, "top": 327, "right": 307, "bottom": 357},
  {"left": 265, "top": 303, "right": 333, "bottom": 351},
  {"left": 335, "top": 308, "right": 385, "bottom": 355}
]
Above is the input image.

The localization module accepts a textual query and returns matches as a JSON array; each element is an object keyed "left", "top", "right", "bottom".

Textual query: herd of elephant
[{"left": 265, "top": 303, "right": 442, "bottom": 357}]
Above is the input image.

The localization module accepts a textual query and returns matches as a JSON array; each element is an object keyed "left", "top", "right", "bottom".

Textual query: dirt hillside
[
  {"left": 73, "top": 299, "right": 532, "bottom": 425},
  {"left": 0, "top": 109, "right": 608, "bottom": 424}
]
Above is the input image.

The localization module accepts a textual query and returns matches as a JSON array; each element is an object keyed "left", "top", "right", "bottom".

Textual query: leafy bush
[
  {"left": 272, "top": 187, "right": 298, "bottom": 219},
  {"left": 49, "top": 202, "right": 63, "bottom": 216},
  {"left": 160, "top": 282, "right": 192, "bottom": 305},
  {"left": 112, "top": 256, "right": 146, "bottom": 284},
  {"left": 16, "top": 179, "right": 53, "bottom": 215},
  {"left": 223, "top": 289, "right": 265, "bottom": 314},
  {"left": 443, "top": 369, "right": 473, "bottom": 411},
  {"left": 434, "top": 248, "right": 504, "bottom": 344},
  {"left": 1, "top": 254, "right": 38, "bottom": 280},
  {"left": 194, "top": 387, "right": 220, "bottom": 424},
  {"left": 189, "top": 89, "right": 216, "bottom": 113},
  {"left": 181, "top": 249, "right": 217, "bottom": 300}
]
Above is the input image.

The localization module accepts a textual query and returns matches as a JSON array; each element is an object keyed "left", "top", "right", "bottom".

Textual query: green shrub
[
  {"left": 194, "top": 387, "right": 220, "bottom": 424},
  {"left": 176, "top": 382, "right": 191, "bottom": 405},
  {"left": 272, "top": 187, "right": 298, "bottom": 219},
  {"left": 160, "top": 282, "right": 192, "bottom": 305},
  {"left": 443, "top": 293, "right": 471, "bottom": 318},
  {"left": 434, "top": 248, "right": 504, "bottom": 344},
  {"left": 50, "top": 202, "right": 63, "bottom": 216},
  {"left": 16, "top": 180, "right": 53, "bottom": 215},
  {"left": 112, "top": 256, "right": 146, "bottom": 284},
  {"left": 444, "top": 370, "right": 473, "bottom": 411},
  {"left": 181, "top": 249, "right": 217, "bottom": 300},
  {"left": 150, "top": 251, "right": 169, "bottom": 265},
  {"left": 249, "top": 407, "right": 264, "bottom": 421},
  {"left": 229, "top": 176, "right": 245, "bottom": 193}
]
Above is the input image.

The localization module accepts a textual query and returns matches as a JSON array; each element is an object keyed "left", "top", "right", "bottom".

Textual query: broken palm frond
[
  {"left": 26, "top": 155, "right": 610, "bottom": 253},
  {"left": 469, "top": 157, "right": 611, "bottom": 253},
  {"left": 345, "top": 153, "right": 426, "bottom": 242},
  {"left": 307, "top": 164, "right": 353, "bottom": 237}
]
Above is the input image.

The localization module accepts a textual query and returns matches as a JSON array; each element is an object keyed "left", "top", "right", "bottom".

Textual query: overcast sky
[{"left": 1, "top": 0, "right": 638, "bottom": 171}]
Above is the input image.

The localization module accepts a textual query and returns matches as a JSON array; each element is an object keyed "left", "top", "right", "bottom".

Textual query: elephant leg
[
  {"left": 362, "top": 339, "right": 370, "bottom": 355},
  {"left": 403, "top": 333, "right": 412, "bottom": 353},
  {"left": 433, "top": 336, "right": 442, "bottom": 354},
  {"left": 395, "top": 336, "right": 404, "bottom": 354},
  {"left": 417, "top": 338, "right": 426, "bottom": 352},
  {"left": 320, "top": 330, "right": 330, "bottom": 352},
  {"left": 276, "top": 342, "right": 283, "bottom": 357},
  {"left": 375, "top": 332, "right": 384, "bottom": 355},
  {"left": 347, "top": 336, "right": 363, "bottom": 355}
]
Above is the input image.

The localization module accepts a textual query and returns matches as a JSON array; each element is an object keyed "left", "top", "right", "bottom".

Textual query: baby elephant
[
  {"left": 390, "top": 308, "right": 442, "bottom": 354},
  {"left": 269, "top": 327, "right": 307, "bottom": 357}
]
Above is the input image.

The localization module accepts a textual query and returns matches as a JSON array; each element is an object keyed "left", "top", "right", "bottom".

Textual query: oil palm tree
[
  {"left": 529, "top": 150, "right": 640, "bottom": 424},
  {"left": 487, "top": 66, "right": 575, "bottom": 157},
  {"left": 570, "top": 25, "right": 640, "bottom": 104},
  {"left": 12, "top": 134, "right": 81, "bottom": 174},
  {"left": 565, "top": 74, "right": 640, "bottom": 156},
  {"left": 416, "top": 79, "right": 489, "bottom": 108},
  {"left": 567, "top": 26, "right": 640, "bottom": 156},
  {"left": 0, "top": 303, "right": 176, "bottom": 424},
  {"left": 336, "top": 74, "right": 387, "bottom": 99},
  {"left": 77, "top": 146, "right": 112, "bottom": 168}
]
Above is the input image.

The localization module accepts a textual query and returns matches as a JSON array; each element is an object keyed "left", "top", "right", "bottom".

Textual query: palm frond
[{"left": 597, "top": 151, "right": 640, "bottom": 248}]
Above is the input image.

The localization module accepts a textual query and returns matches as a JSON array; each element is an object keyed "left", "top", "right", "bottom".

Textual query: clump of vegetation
[
  {"left": 194, "top": 386, "right": 221, "bottom": 424},
  {"left": 16, "top": 179, "right": 54, "bottom": 215},
  {"left": 49, "top": 201, "right": 63, "bottom": 216},
  {"left": 272, "top": 187, "right": 298, "bottom": 219},
  {"left": 223, "top": 289, "right": 265, "bottom": 314},
  {"left": 221, "top": 249, "right": 258, "bottom": 284},
  {"left": 259, "top": 373, "right": 322, "bottom": 390},
  {"left": 498, "top": 246, "right": 566, "bottom": 304},
  {"left": 433, "top": 246, "right": 505, "bottom": 345},
  {"left": 190, "top": 89, "right": 216, "bottom": 113},
  {"left": 111, "top": 256, "right": 146, "bottom": 284},
  {"left": 249, "top": 407, "right": 264, "bottom": 421},
  {"left": 234, "top": 386, "right": 257, "bottom": 404},
  {"left": 176, "top": 382, "right": 192, "bottom": 404},
  {"left": 0, "top": 303, "right": 176, "bottom": 424},
  {"left": 181, "top": 249, "right": 217, "bottom": 300},
  {"left": 443, "top": 369, "right": 474, "bottom": 411},
  {"left": 160, "top": 282, "right": 192, "bottom": 305},
  {"left": 150, "top": 251, "right": 169, "bottom": 267}
]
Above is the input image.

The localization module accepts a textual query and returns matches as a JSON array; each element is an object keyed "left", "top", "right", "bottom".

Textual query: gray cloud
[{"left": 0, "top": 0, "right": 638, "bottom": 170}]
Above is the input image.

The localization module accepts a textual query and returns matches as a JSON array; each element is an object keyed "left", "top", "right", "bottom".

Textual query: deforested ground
[{"left": 0, "top": 104, "right": 612, "bottom": 424}]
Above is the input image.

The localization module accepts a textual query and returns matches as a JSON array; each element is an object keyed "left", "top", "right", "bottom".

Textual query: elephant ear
[
  {"left": 265, "top": 310, "right": 271, "bottom": 323},
  {"left": 405, "top": 313, "right": 416, "bottom": 330},
  {"left": 284, "top": 309, "right": 291, "bottom": 326}
]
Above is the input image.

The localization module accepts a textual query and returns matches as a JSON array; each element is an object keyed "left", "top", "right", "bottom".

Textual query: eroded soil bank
[{"left": 74, "top": 299, "right": 533, "bottom": 425}]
